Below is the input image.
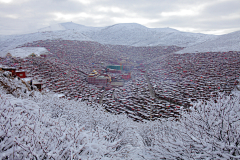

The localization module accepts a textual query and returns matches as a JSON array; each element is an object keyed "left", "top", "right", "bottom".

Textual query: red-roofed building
[
  {"left": 16, "top": 70, "right": 26, "bottom": 78},
  {"left": 122, "top": 72, "right": 131, "bottom": 80}
]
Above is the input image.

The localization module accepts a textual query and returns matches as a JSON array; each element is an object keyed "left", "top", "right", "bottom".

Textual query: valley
[
  {"left": 1, "top": 37, "right": 239, "bottom": 121},
  {"left": 1, "top": 22, "right": 240, "bottom": 159}
]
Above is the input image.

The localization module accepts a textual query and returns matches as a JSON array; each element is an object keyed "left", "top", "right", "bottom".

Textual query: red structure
[
  {"left": 2, "top": 67, "right": 16, "bottom": 76},
  {"left": 88, "top": 75, "right": 111, "bottom": 85},
  {"left": 40, "top": 54, "right": 47, "bottom": 58},
  {"left": 16, "top": 70, "right": 26, "bottom": 78},
  {"left": 122, "top": 72, "right": 131, "bottom": 80},
  {"left": 87, "top": 70, "right": 111, "bottom": 86},
  {"left": 88, "top": 75, "right": 96, "bottom": 84},
  {"left": 107, "top": 68, "right": 121, "bottom": 73},
  {"left": 33, "top": 81, "right": 42, "bottom": 91}
]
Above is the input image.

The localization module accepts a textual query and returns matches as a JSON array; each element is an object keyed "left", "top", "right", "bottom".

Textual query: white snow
[
  {"left": 6, "top": 47, "right": 49, "bottom": 58},
  {"left": 60, "top": 22, "right": 103, "bottom": 32},
  {"left": 0, "top": 72, "right": 240, "bottom": 159},
  {"left": 0, "top": 22, "right": 240, "bottom": 58},
  {"left": 82, "top": 23, "right": 218, "bottom": 47},
  {"left": 38, "top": 23, "right": 65, "bottom": 32},
  {"left": 55, "top": 93, "right": 65, "bottom": 98},
  {"left": 21, "top": 77, "right": 32, "bottom": 82},
  {"left": 176, "top": 30, "right": 240, "bottom": 53},
  {"left": 0, "top": 29, "right": 92, "bottom": 57}
]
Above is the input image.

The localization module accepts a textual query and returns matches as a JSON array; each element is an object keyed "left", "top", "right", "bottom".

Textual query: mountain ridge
[{"left": 0, "top": 22, "right": 240, "bottom": 57}]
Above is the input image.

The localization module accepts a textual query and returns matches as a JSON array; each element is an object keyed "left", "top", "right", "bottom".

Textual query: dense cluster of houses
[
  {"left": 148, "top": 51, "right": 240, "bottom": 106},
  {"left": 1, "top": 39, "right": 238, "bottom": 121},
  {"left": 87, "top": 70, "right": 111, "bottom": 85},
  {"left": 102, "top": 70, "right": 181, "bottom": 121},
  {"left": 97, "top": 51, "right": 240, "bottom": 121},
  {"left": 0, "top": 55, "right": 105, "bottom": 101},
  {"left": 18, "top": 39, "right": 183, "bottom": 74},
  {"left": 87, "top": 65, "right": 131, "bottom": 86}
]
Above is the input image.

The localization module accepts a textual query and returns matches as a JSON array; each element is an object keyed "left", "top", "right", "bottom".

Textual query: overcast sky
[{"left": 0, "top": 0, "right": 240, "bottom": 35}]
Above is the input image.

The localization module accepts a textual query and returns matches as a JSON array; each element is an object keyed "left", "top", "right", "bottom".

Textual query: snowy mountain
[
  {"left": 86, "top": 23, "right": 218, "bottom": 47},
  {"left": 55, "top": 22, "right": 218, "bottom": 47},
  {"left": 0, "top": 29, "right": 91, "bottom": 57},
  {"left": 87, "top": 23, "right": 153, "bottom": 46},
  {"left": 61, "top": 22, "right": 103, "bottom": 32},
  {"left": 0, "top": 22, "right": 240, "bottom": 57},
  {"left": 38, "top": 23, "right": 65, "bottom": 32},
  {"left": 176, "top": 30, "right": 240, "bottom": 53}
]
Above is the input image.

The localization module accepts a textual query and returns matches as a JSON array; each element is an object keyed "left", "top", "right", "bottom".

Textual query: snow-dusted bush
[
  {"left": 0, "top": 93, "right": 144, "bottom": 159},
  {"left": 145, "top": 94, "right": 240, "bottom": 159},
  {"left": 1, "top": 74, "right": 240, "bottom": 159},
  {"left": 0, "top": 73, "right": 34, "bottom": 98}
]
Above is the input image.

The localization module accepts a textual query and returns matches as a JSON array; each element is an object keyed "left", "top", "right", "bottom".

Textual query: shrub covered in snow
[
  {"left": 0, "top": 74, "right": 240, "bottom": 159},
  {"left": 0, "top": 73, "right": 34, "bottom": 98},
  {"left": 144, "top": 95, "right": 240, "bottom": 159},
  {"left": 0, "top": 93, "right": 145, "bottom": 159}
]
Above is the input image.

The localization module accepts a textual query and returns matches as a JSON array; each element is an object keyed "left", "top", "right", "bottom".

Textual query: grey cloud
[
  {"left": 201, "top": 0, "right": 240, "bottom": 16},
  {"left": 0, "top": 0, "right": 239, "bottom": 35}
]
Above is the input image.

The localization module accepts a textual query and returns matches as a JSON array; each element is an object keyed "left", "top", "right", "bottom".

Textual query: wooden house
[
  {"left": 33, "top": 81, "right": 42, "bottom": 91},
  {"left": 122, "top": 72, "right": 131, "bottom": 80},
  {"left": 2, "top": 67, "right": 16, "bottom": 76},
  {"left": 16, "top": 70, "right": 26, "bottom": 78}
]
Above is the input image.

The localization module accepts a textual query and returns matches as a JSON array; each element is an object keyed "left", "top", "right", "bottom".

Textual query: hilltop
[
  {"left": 0, "top": 22, "right": 229, "bottom": 57},
  {"left": 177, "top": 30, "right": 240, "bottom": 53},
  {"left": 1, "top": 22, "right": 240, "bottom": 57}
]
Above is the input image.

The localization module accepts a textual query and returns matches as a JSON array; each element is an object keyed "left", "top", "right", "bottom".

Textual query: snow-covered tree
[
  {"left": 1, "top": 72, "right": 240, "bottom": 159},
  {"left": 145, "top": 94, "right": 240, "bottom": 159}
]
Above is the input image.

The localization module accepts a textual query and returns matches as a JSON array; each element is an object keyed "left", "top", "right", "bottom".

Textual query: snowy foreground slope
[{"left": 1, "top": 73, "right": 240, "bottom": 159}]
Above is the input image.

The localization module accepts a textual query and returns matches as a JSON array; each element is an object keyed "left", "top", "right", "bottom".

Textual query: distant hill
[
  {"left": 87, "top": 23, "right": 218, "bottom": 47},
  {"left": 0, "top": 29, "right": 91, "bottom": 57},
  {"left": 55, "top": 22, "right": 218, "bottom": 47},
  {"left": 176, "top": 30, "right": 240, "bottom": 53},
  {"left": 0, "top": 22, "right": 240, "bottom": 57}
]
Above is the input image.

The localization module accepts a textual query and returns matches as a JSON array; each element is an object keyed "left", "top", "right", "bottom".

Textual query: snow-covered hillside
[
  {"left": 86, "top": 23, "right": 218, "bottom": 47},
  {"left": 176, "top": 30, "right": 240, "bottom": 53},
  {"left": 1, "top": 72, "right": 240, "bottom": 159},
  {"left": 56, "top": 22, "right": 218, "bottom": 47},
  {"left": 0, "top": 22, "right": 217, "bottom": 56},
  {"left": 60, "top": 22, "right": 103, "bottom": 32},
  {"left": 7, "top": 47, "right": 50, "bottom": 58},
  {"left": 0, "top": 29, "right": 91, "bottom": 57},
  {"left": 38, "top": 23, "right": 65, "bottom": 32},
  {"left": 1, "top": 22, "right": 240, "bottom": 57}
]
